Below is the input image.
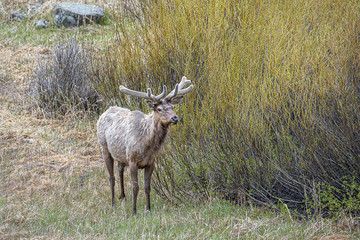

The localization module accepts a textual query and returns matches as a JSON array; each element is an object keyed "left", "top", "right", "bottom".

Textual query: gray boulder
[
  {"left": 53, "top": 2, "right": 104, "bottom": 27},
  {"left": 35, "top": 19, "right": 49, "bottom": 29}
]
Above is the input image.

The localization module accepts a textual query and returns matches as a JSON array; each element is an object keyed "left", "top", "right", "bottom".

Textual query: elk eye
[{"left": 157, "top": 108, "right": 162, "bottom": 112}]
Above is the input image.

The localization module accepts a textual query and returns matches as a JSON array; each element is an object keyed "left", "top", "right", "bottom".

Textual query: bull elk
[{"left": 97, "top": 76, "right": 194, "bottom": 214}]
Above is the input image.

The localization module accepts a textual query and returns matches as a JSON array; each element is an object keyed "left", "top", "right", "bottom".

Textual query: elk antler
[
  {"left": 164, "top": 76, "right": 193, "bottom": 101},
  {"left": 119, "top": 85, "right": 167, "bottom": 102}
]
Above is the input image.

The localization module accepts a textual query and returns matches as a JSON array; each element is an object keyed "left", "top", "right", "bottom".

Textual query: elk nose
[{"left": 171, "top": 116, "right": 179, "bottom": 124}]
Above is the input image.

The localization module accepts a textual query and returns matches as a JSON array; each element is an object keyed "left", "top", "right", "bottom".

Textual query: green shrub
[
  {"left": 93, "top": 0, "right": 360, "bottom": 216},
  {"left": 316, "top": 176, "right": 360, "bottom": 217}
]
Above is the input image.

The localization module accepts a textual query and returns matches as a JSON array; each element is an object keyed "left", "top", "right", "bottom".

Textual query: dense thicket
[{"left": 93, "top": 0, "right": 360, "bottom": 216}]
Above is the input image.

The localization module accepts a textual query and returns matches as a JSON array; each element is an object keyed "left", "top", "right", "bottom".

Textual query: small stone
[
  {"left": 35, "top": 19, "right": 49, "bottom": 29},
  {"left": 23, "top": 138, "right": 36, "bottom": 144}
]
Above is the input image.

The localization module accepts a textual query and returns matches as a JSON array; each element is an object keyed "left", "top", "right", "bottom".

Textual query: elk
[{"left": 97, "top": 76, "right": 193, "bottom": 214}]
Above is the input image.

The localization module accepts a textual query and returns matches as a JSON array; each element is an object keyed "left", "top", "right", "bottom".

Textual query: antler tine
[
  {"left": 164, "top": 84, "right": 178, "bottom": 100},
  {"left": 174, "top": 84, "right": 179, "bottom": 96},
  {"left": 165, "top": 76, "right": 193, "bottom": 100},
  {"left": 147, "top": 88, "right": 152, "bottom": 99},
  {"left": 178, "top": 76, "right": 191, "bottom": 89},
  {"left": 153, "top": 85, "right": 167, "bottom": 101},
  {"left": 178, "top": 84, "right": 193, "bottom": 95}
]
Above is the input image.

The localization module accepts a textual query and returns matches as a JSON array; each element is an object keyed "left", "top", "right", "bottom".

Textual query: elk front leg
[
  {"left": 103, "top": 147, "right": 115, "bottom": 207},
  {"left": 118, "top": 162, "right": 126, "bottom": 200},
  {"left": 129, "top": 161, "right": 139, "bottom": 215},
  {"left": 144, "top": 163, "right": 155, "bottom": 212}
]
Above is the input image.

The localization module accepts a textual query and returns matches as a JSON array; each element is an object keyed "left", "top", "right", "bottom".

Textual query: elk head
[{"left": 119, "top": 76, "right": 194, "bottom": 126}]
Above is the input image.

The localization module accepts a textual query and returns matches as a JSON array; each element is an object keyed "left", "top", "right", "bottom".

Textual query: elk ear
[
  {"left": 169, "top": 96, "right": 184, "bottom": 105},
  {"left": 146, "top": 100, "right": 155, "bottom": 108}
]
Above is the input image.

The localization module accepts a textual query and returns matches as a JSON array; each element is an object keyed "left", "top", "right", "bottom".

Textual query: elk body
[{"left": 97, "top": 76, "right": 193, "bottom": 214}]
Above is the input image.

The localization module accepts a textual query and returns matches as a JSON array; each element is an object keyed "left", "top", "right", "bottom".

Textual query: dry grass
[
  {"left": 0, "top": 38, "right": 101, "bottom": 237},
  {"left": 0, "top": 43, "right": 51, "bottom": 87},
  {"left": 0, "top": 106, "right": 100, "bottom": 192},
  {"left": 0, "top": 88, "right": 103, "bottom": 238}
]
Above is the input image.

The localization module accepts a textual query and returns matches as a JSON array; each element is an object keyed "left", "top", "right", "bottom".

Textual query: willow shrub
[{"left": 92, "top": 0, "right": 360, "bottom": 216}]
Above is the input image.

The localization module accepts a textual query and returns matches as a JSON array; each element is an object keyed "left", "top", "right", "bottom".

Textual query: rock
[
  {"left": 54, "top": 14, "right": 76, "bottom": 27},
  {"left": 11, "top": 12, "right": 24, "bottom": 21},
  {"left": 53, "top": 2, "right": 104, "bottom": 27},
  {"left": 35, "top": 19, "right": 49, "bottom": 29},
  {"left": 22, "top": 138, "right": 36, "bottom": 144}
]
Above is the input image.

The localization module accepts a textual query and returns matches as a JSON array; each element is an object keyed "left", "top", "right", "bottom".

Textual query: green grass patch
[{"left": 4, "top": 168, "right": 359, "bottom": 239}]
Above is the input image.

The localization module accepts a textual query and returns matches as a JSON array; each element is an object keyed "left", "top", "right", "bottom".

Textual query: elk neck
[{"left": 147, "top": 113, "right": 169, "bottom": 148}]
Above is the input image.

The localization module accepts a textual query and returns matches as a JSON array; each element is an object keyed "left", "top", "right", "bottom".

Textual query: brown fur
[
  {"left": 97, "top": 77, "right": 193, "bottom": 215},
  {"left": 97, "top": 101, "right": 178, "bottom": 214}
]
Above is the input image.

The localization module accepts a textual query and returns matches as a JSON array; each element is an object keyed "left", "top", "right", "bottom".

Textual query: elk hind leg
[
  {"left": 103, "top": 147, "right": 115, "bottom": 207},
  {"left": 118, "top": 162, "right": 126, "bottom": 200}
]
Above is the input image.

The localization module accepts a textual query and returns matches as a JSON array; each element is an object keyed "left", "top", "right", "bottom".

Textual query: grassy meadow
[{"left": 1, "top": 0, "right": 360, "bottom": 239}]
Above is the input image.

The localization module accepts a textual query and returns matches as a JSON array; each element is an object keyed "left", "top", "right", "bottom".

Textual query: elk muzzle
[{"left": 171, "top": 116, "right": 179, "bottom": 124}]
